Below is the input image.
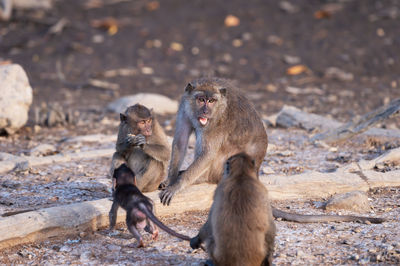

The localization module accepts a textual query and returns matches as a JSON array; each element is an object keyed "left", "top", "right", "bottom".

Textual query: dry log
[
  {"left": 0, "top": 183, "right": 214, "bottom": 250},
  {"left": 312, "top": 98, "right": 400, "bottom": 143},
  {"left": 13, "top": 0, "right": 53, "bottom": 10},
  {"left": 1, "top": 161, "right": 400, "bottom": 250}
]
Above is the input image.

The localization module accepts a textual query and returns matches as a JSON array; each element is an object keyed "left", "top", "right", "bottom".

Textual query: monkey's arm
[
  {"left": 166, "top": 112, "right": 193, "bottom": 185},
  {"left": 160, "top": 147, "right": 215, "bottom": 205}
]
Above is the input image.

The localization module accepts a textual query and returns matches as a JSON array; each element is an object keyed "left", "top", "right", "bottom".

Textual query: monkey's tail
[
  {"left": 138, "top": 203, "right": 192, "bottom": 241},
  {"left": 272, "top": 207, "right": 386, "bottom": 224}
]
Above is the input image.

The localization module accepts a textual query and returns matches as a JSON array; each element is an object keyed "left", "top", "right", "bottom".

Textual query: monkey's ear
[
  {"left": 185, "top": 83, "right": 194, "bottom": 92},
  {"left": 251, "top": 159, "right": 256, "bottom": 167},
  {"left": 219, "top": 88, "right": 227, "bottom": 96},
  {"left": 120, "top": 113, "right": 127, "bottom": 122}
]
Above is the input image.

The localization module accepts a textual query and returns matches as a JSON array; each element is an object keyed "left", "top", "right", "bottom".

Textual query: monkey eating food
[
  {"left": 109, "top": 164, "right": 192, "bottom": 247},
  {"left": 190, "top": 153, "right": 276, "bottom": 266},
  {"left": 110, "top": 104, "right": 170, "bottom": 192}
]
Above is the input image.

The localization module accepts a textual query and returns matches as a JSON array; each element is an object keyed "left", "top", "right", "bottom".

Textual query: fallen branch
[
  {"left": 312, "top": 98, "right": 400, "bottom": 143},
  {"left": 1, "top": 148, "right": 400, "bottom": 249}
]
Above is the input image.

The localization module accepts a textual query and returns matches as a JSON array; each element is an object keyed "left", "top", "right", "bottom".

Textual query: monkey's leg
[
  {"left": 110, "top": 152, "right": 126, "bottom": 178},
  {"left": 108, "top": 201, "right": 119, "bottom": 229},
  {"left": 138, "top": 160, "right": 165, "bottom": 192},
  {"left": 144, "top": 220, "right": 159, "bottom": 240},
  {"left": 126, "top": 215, "right": 145, "bottom": 248}
]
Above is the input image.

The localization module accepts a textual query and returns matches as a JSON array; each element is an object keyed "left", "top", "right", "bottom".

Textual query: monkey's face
[
  {"left": 135, "top": 117, "right": 153, "bottom": 136},
  {"left": 191, "top": 90, "right": 226, "bottom": 127}
]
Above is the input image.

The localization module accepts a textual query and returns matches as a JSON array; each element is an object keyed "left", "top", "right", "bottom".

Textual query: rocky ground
[{"left": 0, "top": 0, "right": 400, "bottom": 265}]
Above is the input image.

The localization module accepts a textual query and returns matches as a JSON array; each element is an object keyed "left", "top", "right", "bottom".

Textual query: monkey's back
[
  {"left": 115, "top": 185, "right": 151, "bottom": 211},
  {"left": 210, "top": 175, "right": 275, "bottom": 266}
]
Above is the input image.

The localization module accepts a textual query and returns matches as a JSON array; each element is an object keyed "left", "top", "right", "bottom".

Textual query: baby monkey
[
  {"left": 109, "top": 164, "right": 191, "bottom": 247},
  {"left": 191, "top": 153, "right": 276, "bottom": 266}
]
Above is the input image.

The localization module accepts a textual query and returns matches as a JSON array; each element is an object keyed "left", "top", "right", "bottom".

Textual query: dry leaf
[
  {"left": 170, "top": 42, "right": 183, "bottom": 51},
  {"left": 0, "top": 60, "right": 12, "bottom": 65},
  {"left": 286, "top": 65, "right": 308, "bottom": 75},
  {"left": 314, "top": 10, "right": 331, "bottom": 19},
  {"left": 91, "top": 17, "right": 119, "bottom": 35},
  {"left": 224, "top": 15, "right": 240, "bottom": 27},
  {"left": 146, "top": 1, "right": 160, "bottom": 11}
]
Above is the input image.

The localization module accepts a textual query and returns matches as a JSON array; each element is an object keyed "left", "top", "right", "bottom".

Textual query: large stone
[
  {"left": 0, "top": 64, "right": 33, "bottom": 134},
  {"left": 324, "top": 191, "right": 371, "bottom": 213},
  {"left": 107, "top": 93, "right": 178, "bottom": 115}
]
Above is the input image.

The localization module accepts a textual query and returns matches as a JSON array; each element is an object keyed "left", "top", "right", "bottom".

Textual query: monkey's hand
[
  {"left": 126, "top": 134, "right": 146, "bottom": 147},
  {"left": 159, "top": 184, "right": 179, "bottom": 205}
]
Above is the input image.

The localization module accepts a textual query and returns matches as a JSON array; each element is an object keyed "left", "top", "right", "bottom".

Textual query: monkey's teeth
[{"left": 199, "top": 118, "right": 208, "bottom": 125}]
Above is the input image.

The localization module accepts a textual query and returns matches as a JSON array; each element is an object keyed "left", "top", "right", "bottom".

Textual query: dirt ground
[{"left": 1, "top": 0, "right": 400, "bottom": 265}]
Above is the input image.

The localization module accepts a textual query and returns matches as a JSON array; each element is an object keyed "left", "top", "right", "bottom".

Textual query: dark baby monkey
[
  {"left": 110, "top": 104, "right": 170, "bottom": 192},
  {"left": 160, "top": 78, "right": 268, "bottom": 205},
  {"left": 190, "top": 153, "right": 276, "bottom": 266},
  {"left": 109, "top": 164, "right": 191, "bottom": 247}
]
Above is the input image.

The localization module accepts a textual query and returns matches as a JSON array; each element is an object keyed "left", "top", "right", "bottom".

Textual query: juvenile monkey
[
  {"left": 109, "top": 164, "right": 192, "bottom": 247},
  {"left": 190, "top": 153, "right": 276, "bottom": 266},
  {"left": 110, "top": 104, "right": 170, "bottom": 192},
  {"left": 160, "top": 78, "right": 385, "bottom": 224},
  {"left": 160, "top": 78, "right": 268, "bottom": 205}
]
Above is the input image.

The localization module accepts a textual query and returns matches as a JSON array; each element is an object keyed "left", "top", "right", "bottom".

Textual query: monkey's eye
[
  {"left": 208, "top": 98, "right": 216, "bottom": 103},
  {"left": 197, "top": 97, "right": 206, "bottom": 103},
  {"left": 146, "top": 118, "right": 152, "bottom": 123},
  {"left": 138, "top": 120, "right": 146, "bottom": 126}
]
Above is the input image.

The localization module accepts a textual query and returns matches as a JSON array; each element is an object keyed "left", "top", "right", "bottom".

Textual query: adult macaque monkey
[
  {"left": 109, "top": 164, "right": 192, "bottom": 248},
  {"left": 160, "top": 78, "right": 269, "bottom": 205},
  {"left": 160, "top": 78, "right": 385, "bottom": 224},
  {"left": 110, "top": 104, "right": 170, "bottom": 192},
  {"left": 190, "top": 153, "right": 276, "bottom": 266}
]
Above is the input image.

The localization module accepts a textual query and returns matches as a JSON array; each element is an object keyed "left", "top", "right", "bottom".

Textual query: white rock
[
  {"left": 107, "top": 93, "right": 178, "bottom": 115},
  {"left": 324, "top": 191, "right": 371, "bottom": 212},
  {"left": 324, "top": 67, "right": 354, "bottom": 81},
  {"left": 29, "top": 144, "right": 57, "bottom": 156},
  {"left": 0, "top": 64, "right": 33, "bottom": 134}
]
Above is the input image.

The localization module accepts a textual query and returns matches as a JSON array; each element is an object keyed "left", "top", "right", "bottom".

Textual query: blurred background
[{"left": 1, "top": 0, "right": 399, "bottom": 133}]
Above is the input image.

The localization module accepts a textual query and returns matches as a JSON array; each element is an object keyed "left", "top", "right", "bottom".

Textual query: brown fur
[
  {"left": 110, "top": 104, "right": 171, "bottom": 192},
  {"left": 160, "top": 78, "right": 268, "bottom": 205},
  {"left": 190, "top": 153, "right": 276, "bottom": 266}
]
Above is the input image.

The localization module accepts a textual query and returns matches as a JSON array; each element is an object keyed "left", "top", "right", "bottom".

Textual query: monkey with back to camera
[
  {"left": 190, "top": 153, "right": 276, "bottom": 266},
  {"left": 160, "top": 77, "right": 385, "bottom": 224},
  {"left": 109, "top": 164, "right": 191, "bottom": 248},
  {"left": 110, "top": 104, "right": 171, "bottom": 192}
]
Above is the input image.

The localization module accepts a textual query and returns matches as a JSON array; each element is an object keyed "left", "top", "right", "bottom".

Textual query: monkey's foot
[
  {"left": 136, "top": 239, "right": 145, "bottom": 248},
  {"left": 152, "top": 229, "right": 159, "bottom": 240}
]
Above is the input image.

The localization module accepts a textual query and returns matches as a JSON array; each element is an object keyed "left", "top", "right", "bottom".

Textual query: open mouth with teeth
[{"left": 198, "top": 117, "right": 208, "bottom": 126}]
